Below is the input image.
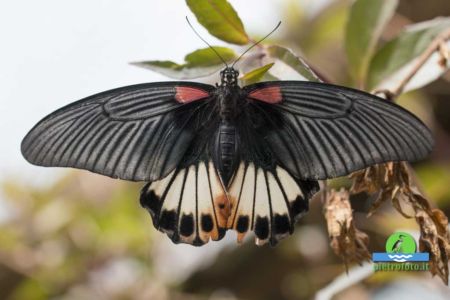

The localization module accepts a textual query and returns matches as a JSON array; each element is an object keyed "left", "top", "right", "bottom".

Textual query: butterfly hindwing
[
  {"left": 244, "top": 81, "right": 434, "bottom": 180},
  {"left": 21, "top": 82, "right": 215, "bottom": 182},
  {"left": 140, "top": 160, "right": 229, "bottom": 246},
  {"left": 141, "top": 161, "right": 319, "bottom": 247},
  {"left": 227, "top": 162, "right": 319, "bottom": 246}
]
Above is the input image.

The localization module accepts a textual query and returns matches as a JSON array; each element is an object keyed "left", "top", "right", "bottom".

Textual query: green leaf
[
  {"left": 267, "top": 45, "right": 321, "bottom": 81},
  {"left": 368, "top": 17, "right": 450, "bottom": 90},
  {"left": 186, "top": 0, "right": 249, "bottom": 45},
  {"left": 345, "top": 0, "right": 398, "bottom": 87},
  {"left": 131, "top": 46, "right": 236, "bottom": 79},
  {"left": 184, "top": 47, "right": 235, "bottom": 66},
  {"left": 240, "top": 63, "right": 274, "bottom": 85},
  {"left": 300, "top": 1, "right": 348, "bottom": 55}
]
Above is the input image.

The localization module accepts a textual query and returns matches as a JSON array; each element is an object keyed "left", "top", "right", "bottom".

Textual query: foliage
[
  {"left": 345, "top": 0, "right": 399, "bottom": 88},
  {"left": 186, "top": 0, "right": 249, "bottom": 45},
  {"left": 240, "top": 63, "right": 274, "bottom": 85},
  {"left": 131, "top": 46, "right": 237, "bottom": 79},
  {"left": 368, "top": 17, "right": 450, "bottom": 90},
  {"left": 266, "top": 45, "right": 321, "bottom": 82}
]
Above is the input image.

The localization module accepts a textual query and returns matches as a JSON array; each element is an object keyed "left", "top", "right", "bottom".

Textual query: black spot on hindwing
[
  {"left": 159, "top": 210, "right": 177, "bottom": 232},
  {"left": 180, "top": 214, "right": 195, "bottom": 237},
  {"left": 290, "top": 195, "right": 309, "bottom": 220},
  {"left": 201, "top": 214, "right": 214, "bottom": 232},
  {"left": 273, "top": 214, "right": 290, "bottom": 235},
  {"left": 254, "top": 216, "right": 269, "bottom": 240},
  {"left": 140, "top": 186, "right": 161, "bottom": 219},
  {"left": 236, "top": 216, "right": 249, "bottom": 233}
]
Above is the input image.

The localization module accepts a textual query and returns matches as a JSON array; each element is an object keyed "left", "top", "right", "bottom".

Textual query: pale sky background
[{"left": 0, "top": 0, "right": 328, "bottom": 187}]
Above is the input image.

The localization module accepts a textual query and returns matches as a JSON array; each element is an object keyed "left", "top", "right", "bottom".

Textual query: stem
[
  {"left": 321, "top": 180, "right": 328, "bottom": 204},
  {"left": 315, "top": 262, "right": 373, "bottom": 300},
  {"left": 373, "top": 28, "right": 450, "bottom": 100}
]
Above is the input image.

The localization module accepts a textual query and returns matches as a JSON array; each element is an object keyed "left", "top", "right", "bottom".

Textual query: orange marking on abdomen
[
  {"left": 175, "top": 86, "right": 209, "bottom": 103},
  {"left": 214, "top": 193, "right": 233, "bottom": 228},
  {"left": 248, "top": 86, "right": 282, "bottom": 103}
]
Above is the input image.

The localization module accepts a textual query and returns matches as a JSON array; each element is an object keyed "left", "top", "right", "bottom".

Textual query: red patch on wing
[
  {"left": 175, "top": 87, "right": 209, "bottom": 103},
  {"left": 248, "top": 86, "right": 282, "bottom": 104}
]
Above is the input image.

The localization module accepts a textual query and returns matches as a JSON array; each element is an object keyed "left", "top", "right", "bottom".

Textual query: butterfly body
[
  {"left": 21, "top": 66, "right": 433, "bottom": 246},
  {"left": 214, "top": 119, "right": 239, "bottom": 187},
  {"left": 212, "top": 68, "right": 246, "bottom": 186}
]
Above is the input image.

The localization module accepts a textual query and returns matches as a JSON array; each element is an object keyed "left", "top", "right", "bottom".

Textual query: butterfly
[{"left": 21, "top": 63, "right": 433, "bottom": 246}]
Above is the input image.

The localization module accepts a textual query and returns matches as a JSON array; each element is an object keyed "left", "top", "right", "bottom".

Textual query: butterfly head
[{"left": 220, "top": 67, "right": 239, "bottom": 86}]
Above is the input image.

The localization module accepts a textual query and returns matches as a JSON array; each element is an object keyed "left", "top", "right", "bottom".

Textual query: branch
[
  {"left": 373, "top": 28, "right": 450, "bottom": 100},
  {"left": 315, "top": 262, "right": 373, "bottom": 300}
]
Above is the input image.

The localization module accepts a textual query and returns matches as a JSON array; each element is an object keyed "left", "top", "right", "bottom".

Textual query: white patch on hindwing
[{"left": 141, "top": 161, "right": 313, "bottom": 246}]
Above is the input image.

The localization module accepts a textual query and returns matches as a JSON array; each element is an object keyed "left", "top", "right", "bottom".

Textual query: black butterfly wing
[
  {"left": 140, "top": 117, "right": 232, "bottom": 246},
  {"left": 243, "top": 81, "right": 434, "bottom": 180},
  {"left": 140, "top": 114, "right": 320, "bottom": 247},
  {"left": 140, "top": 154, "right": 230, "bottom": 246},
  {"left": 221, "top": 113, "right": 319, "bottom": 246},
  {"left": 21, "top": 82, "right": 215, "bottom": 182},
  {"left": 225, "top": 161, "right": 319, "bottom": 246}
]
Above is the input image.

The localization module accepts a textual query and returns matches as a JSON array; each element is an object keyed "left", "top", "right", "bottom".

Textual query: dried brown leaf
[
  {"left": 324, "top": 189, "right": 371, "bottom": 270},
  {"left": 367, "top": 186, "right": 399, "bottom": 217},
  {"left": 398, "top": 162, "right": 412, "bottom": 187},
  {"left": 392, "top": 192, "right": 415, "bottom": 218},
  {"left": 410, "top": 191, "right": 432, "bottom": 211},
  {"left": 349, "top": 169, "right": 367, "bottom": 194},
  {"left": 416, "top": 209, "right": 450, "bottom": 284},
  {"left": 350, "top": 162, "right": 450, "bottom": 284}
]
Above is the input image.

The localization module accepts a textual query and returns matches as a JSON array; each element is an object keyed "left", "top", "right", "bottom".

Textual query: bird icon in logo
[{"left": 390, "top": 234, "right": 405, "bottom": 253}]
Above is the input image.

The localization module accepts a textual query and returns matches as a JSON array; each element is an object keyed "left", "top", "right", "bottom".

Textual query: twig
[
  {"left": 321, "top": 180, "right": 328, "bottom": 204},
  {"left": 373, "top": 28, "right": 450, "bottom": 100},
  {"left": 315, "top": 262, "right": 373, "bottom": 300}
]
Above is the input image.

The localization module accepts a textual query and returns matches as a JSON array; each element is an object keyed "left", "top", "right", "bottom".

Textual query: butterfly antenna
[
  {"left": 186, "top": 16, "right": 229, "bottom": 67},
  {"left": 231, "top": 21, "right": 281, "bottom": 68}
]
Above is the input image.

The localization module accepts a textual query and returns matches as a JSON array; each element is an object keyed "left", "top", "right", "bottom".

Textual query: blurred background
[{"left": 1, "top": 0, "right": 449, "bottom": 299}]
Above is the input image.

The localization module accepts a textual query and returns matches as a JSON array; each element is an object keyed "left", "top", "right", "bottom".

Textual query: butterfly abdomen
[{"left": 214, "top": 120, "right": 239, "bottom": 186}]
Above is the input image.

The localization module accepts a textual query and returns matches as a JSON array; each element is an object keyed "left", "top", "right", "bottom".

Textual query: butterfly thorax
[
  {"left": 216, "top": 85, "right": 242, "bottom": 120},
  {"left": 217, "top": 67, "right": 241, "bottom": 120}
]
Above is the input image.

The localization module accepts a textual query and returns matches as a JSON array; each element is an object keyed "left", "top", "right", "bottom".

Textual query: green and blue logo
[{"left": 373, "top": 232, "right": 429, "bottom": 264}]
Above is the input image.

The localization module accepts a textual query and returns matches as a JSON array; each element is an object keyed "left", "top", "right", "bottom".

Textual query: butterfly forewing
[
  {"left": 244, "top": 81, "right": 434, "bottom": 180},
  {"left": 21, "top": 82, "right": 215, "bottom": 182}
]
